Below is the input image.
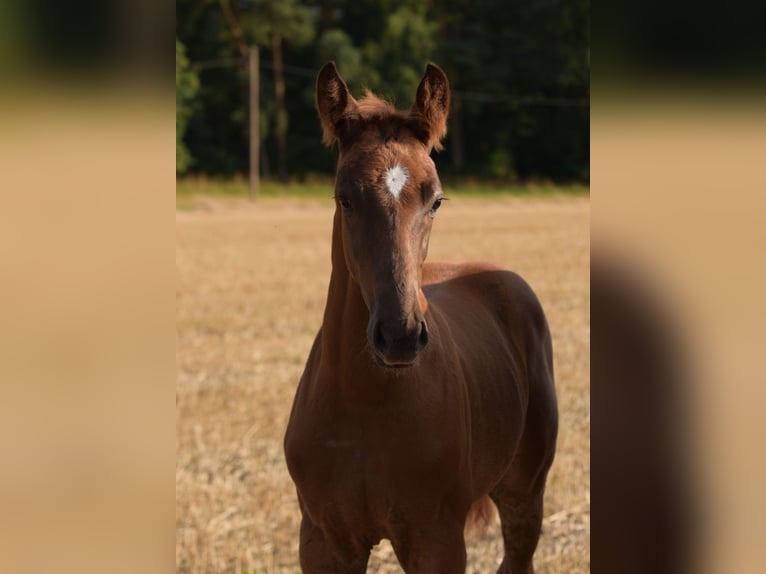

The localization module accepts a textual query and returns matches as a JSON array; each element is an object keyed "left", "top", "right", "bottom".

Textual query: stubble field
[{"left": 176, "top": 194, "right": 590, "bottom": 573}]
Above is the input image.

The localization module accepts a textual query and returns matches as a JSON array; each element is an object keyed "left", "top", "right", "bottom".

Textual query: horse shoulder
[
  {"left": 424, "top": 260, "right": 544, "bottom": 316},
  {"left": 423, "top": 261, "right": 551, "bottom": 364}
]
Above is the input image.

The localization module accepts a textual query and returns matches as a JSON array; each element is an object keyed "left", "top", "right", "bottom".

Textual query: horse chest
[{"left": 285, "top": 394, "right": 468, "bottom": 533}]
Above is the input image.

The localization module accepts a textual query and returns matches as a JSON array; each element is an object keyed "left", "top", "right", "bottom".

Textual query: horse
[{"left": 284, "top": 62, "right": 558, "bottom": 574}]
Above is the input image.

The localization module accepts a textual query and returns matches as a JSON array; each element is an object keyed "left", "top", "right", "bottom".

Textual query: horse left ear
[{"left": 411, "top": 63, "right": 450, "bottom": 151}]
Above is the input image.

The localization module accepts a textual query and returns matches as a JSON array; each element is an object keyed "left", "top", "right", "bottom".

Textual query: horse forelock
[
  {"left": 342, "top": 91, "right": 431, "bottom": 151},
  {"left": 356, "top": 91, "right": 397, "bottom": 118}
]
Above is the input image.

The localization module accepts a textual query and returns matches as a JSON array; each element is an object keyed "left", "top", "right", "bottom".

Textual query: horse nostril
[
  {"left": 417, "top": 321, "right": 429, "bottom": 351},
  {"left": 373, "top": 321, "right": 387, "bottom": 352}
]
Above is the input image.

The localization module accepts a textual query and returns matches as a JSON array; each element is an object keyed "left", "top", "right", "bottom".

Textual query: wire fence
[{"left": 189, "top": 57, "right": 589, "bottom": 108}]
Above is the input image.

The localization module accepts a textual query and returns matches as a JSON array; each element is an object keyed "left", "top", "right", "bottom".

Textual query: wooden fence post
[{"left": 249, "top": 46, "right": 260, "bottom": 199}]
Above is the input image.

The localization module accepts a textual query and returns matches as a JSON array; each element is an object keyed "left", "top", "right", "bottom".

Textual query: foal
[{"left": 284, "top": 62, "right": 558, "bottom": 574}]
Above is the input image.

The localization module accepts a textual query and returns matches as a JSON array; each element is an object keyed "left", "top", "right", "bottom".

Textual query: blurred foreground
[{"left": 592, "top": 99, "right": 766, "bottom": 573}]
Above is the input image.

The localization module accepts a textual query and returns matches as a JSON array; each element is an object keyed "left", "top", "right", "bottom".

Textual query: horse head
[{"left": 316, "top": 62, "right": 451, "bottom": 368}]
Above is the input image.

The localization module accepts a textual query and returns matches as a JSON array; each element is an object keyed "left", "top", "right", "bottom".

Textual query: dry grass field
[{"left": 176, "top": 194, "right": 590, "bottom": 573}]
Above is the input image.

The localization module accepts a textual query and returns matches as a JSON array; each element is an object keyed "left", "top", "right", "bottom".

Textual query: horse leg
[
  {"left": 391, "top": 516, "right": 467, "bottom": 574},
  {"left": 491, "top": 373, "right": 558, "bottom": 573},
  {"left": 490, "top": 479, "right": 546, "bottom": 574},
  {"left": 298, "top": 516, "right": 370, "bottom": 574}
]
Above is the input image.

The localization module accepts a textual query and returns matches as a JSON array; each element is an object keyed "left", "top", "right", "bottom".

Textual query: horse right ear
[{"left": 316, "top": 62, "right": 358, "bottom": 147}]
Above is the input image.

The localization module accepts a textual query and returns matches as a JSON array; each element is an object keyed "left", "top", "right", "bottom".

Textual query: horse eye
[
  {"left": 338, "top": 196, "right": 352, "bottom": 210},
  {"left": 430, "top": 198, "right": 443, "bottom": 213}
]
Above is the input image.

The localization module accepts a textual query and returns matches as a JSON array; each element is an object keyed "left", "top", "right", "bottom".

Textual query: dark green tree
[
  {"left": 364, "top": 4, "right": 437, "bottom": 105},
  {"left": 236, "top": 0, "right": 315, "bottom": 182},
  {"left": 176, "top": 39, "right": 200, "bottom": 174},
  {"left": 177, "top": 0, "right": 589, "bottom": 184}
]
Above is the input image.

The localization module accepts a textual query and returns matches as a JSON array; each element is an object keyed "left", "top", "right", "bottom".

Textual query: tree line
[{"left": 177, "top": 0, "right": 589, "bottom": 183}]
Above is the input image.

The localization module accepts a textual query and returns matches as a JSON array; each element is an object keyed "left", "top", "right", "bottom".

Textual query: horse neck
[{"left": 319, "top": 208, "right": 370, "bottom": 369}]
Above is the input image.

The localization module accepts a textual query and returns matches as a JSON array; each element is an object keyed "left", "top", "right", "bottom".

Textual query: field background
[{"left": 176, "top": 190, "right": 590, "bottom": 573}]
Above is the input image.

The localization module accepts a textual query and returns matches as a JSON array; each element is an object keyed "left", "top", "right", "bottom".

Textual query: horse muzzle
[{"left": 368, "top": 316, "right": 429, "bottom": 368}]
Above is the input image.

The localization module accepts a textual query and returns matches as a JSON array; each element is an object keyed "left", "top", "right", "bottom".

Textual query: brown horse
[{"left": 284, "top": 62, "right": 558, "bottom": 573}]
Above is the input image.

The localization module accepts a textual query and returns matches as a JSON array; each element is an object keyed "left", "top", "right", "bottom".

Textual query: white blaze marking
[{"left": 385, "top": 164, "right": 409, "bottom": 199}]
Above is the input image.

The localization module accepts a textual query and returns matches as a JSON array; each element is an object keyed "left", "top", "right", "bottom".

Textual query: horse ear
[
  {"left": 411, "top": 63, "right": 450, "bottom": 151},
  {"left": 316, "top": 61, "right": 357, "bottom": 147}
]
